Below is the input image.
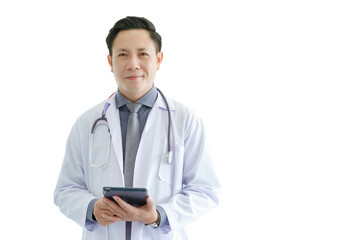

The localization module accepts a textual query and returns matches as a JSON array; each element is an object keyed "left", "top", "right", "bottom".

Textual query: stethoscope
[{"left": 89, "top": 88, "right": 172, "bottom": 168}]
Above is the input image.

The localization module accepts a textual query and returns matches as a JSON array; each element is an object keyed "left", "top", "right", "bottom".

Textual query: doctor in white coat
[{"left": 54, "top": 16, "right": 220, "bottom": 240}]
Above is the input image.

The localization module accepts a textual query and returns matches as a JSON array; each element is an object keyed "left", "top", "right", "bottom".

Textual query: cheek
[
  {"left": 146, "top": 68, "right": 156, "bottom": 78},
  {"left": 112, "top": 64, "right": 124, "bottom": 76},
  {"left": 148, "top": 62, "right": 159, "bottom": 74}
]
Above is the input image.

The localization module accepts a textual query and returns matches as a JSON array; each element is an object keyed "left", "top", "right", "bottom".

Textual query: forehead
[{"left": 112, "top": 29, "right": 156, "bottom": 52}]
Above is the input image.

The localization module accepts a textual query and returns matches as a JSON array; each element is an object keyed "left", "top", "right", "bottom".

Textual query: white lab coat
[{"left": 54, "top": 92, "right": 221, "bottom": 240}]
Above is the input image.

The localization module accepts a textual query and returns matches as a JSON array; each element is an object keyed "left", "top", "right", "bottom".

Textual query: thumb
[{"left": 146, "top": 195, "right": 155, "bottom": 206}]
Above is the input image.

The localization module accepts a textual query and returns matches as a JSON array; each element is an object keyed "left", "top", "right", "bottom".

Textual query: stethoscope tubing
[
  {"left": 156, "top": 88, "right": 172, "bottom": 162},
  {"left": 89, "top": 88, "right": 172, "bottom": 168}
]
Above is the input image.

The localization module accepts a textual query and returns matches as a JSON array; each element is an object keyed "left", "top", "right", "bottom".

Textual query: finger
[
  {"left": 102, "top": 198, "right": 126, "bottom": 218},
  {"left": 101, "top": 213, "right": 124, "bottom": 222},
  {"left": 102, "top": 197, "right": 121, "bottom": 210},
  {"left": 113, "top": 196, "right": 132, "bottom": 210},
  {"left": 112, "top": 196, "right": 139, "bottom": 221},
  {"left": 96, "top": 197, "right": 117, "bottom": 211},
  {"left": 146, "top": 195, "right": 154, "bottom": 206},
  {"left": 98, "top": 219, "right": 116, "bottom": 227},
  {"left": 96, "top": 211, "right": 116, "bottom": 226},
  {"left": 101, "top": 209, "right": 116, "bottom": 216},
  {"left": 139, "top": 195, "right": 155, "bottom": 211}
]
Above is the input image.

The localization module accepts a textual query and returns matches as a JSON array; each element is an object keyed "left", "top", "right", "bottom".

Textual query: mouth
[{"left": 125, "top": 75, "right": 144, "bottom": 81}]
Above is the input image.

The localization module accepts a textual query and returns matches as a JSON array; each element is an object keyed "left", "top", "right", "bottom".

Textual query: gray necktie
[
  {"left": 124, "top": 103, "right": 142, "bottom": 240},
  {"left": 124, "top": 103, "right": 142, "bottom": 188}
]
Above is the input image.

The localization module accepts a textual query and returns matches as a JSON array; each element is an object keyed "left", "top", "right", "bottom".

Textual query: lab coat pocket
[
  {"left": 158, "top": 139, "right": 184, "bottom": 187},
  {"left": 158, "top": 139, "right": 175, "bottom": 185}
]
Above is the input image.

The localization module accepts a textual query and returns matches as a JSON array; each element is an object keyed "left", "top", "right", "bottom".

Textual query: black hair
[{"left": 106, "top": 16, "right": 162, "bottom": 56}]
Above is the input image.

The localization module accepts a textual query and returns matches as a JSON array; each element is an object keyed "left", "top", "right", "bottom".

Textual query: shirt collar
[{"left": 115, "top": 84, "right": 158, "bottom": 109}]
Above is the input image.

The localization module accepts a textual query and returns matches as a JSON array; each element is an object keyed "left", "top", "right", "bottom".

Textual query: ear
[
  {"left": 107, "top": 54, "right": 114, "bottom": 73},
  {"left": 156, "top": 52, "right": 163, "bottom": 71}
]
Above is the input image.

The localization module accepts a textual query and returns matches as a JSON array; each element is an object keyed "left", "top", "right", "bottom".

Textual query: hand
[
  {"left": 100, "top": 195, "right": 158, "bottom": 225},
  {"left": 93, "top": 197, "right": 120, "bottom": 226}
]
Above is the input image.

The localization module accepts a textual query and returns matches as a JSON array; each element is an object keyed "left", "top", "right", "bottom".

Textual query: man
[{"left": 54, "top": 16, "right": 220, "bottom": 240}]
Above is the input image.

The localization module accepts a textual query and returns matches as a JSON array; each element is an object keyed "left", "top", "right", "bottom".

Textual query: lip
[{"left": 125, "top": 75, "right": 143, "bottom": 80}]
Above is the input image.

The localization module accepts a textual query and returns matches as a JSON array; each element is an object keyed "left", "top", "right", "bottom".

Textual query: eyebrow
[{"left": 115, "top": 48, "right": 149, "bottom": 53}]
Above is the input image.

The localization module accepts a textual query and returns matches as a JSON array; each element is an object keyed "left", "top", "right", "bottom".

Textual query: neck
[{"left": 119, "top": 85, "right": 153, "bottom": 103}]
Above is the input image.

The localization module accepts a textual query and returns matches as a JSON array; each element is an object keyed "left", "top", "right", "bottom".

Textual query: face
[{"left": 108, "top": 29, "right": 163, "bottom": 102}]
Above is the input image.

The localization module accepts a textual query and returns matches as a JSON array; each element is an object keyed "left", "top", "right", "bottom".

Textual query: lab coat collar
[
  {"left": 114, "top": 85, "right": 158, "bottom": 109},
  {"left": 157, "top": 91, "right": 176, "bottom": 111},
  {"left": 108, "top": 87, "right": 176, "bottom": 111}
]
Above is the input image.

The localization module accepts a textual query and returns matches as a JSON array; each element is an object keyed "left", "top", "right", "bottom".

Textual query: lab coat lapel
[
  {"left": 142, "top": 93, "right": 175, "bottom": 135},
  {"left": 105, "top": 96, "right": 124, "bottom": 174},
  {"left": 142, "top": 97, "right": 160, "bottom": 135},
  {"left": 132, "top": 97, "right": 160, "bottom": 189},
  {"left": 133, "top": 94, "right": 176, "bottom": 188}
]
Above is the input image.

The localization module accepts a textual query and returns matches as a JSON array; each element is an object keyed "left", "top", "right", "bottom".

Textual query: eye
[
  {"left": 139, "top": 52, "right": 149, "bottom": 57},
  {"left": 118, "top": 53, "right": 127, "bottom": 57}
]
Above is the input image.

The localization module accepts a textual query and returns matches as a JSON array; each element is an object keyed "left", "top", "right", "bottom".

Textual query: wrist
[{"left": 145, "top": 210, "right": 160, "bottom": 228}]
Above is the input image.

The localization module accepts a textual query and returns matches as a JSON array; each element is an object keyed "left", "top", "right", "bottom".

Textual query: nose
[{"left": 127, "top": 55, "right": 140, "bottom": 70}]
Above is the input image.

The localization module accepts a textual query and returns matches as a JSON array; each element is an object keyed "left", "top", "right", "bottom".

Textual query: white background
[{"left": 0, "top": 0, "right": 359, "bottom": 239}]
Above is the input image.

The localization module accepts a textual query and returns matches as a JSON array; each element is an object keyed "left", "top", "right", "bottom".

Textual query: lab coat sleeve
[
  {"left": 54, "top": 120, "right": 97, "bottom": 231},
  {"left": 159, "top": 112, "right": 221, "bottom": 232}
]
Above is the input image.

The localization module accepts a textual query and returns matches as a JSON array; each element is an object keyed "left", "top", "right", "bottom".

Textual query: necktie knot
[{"left": 126, "top": 103, "right": 142, "bottom": 113}]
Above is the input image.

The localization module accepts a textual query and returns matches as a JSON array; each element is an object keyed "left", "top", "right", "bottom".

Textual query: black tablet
[{"left": 103, "top": 187, "right": 148, "bottom": 207}]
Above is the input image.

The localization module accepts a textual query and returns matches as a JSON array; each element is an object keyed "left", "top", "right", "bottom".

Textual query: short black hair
[{"left": 106, "top": 16, "right": 162, "bottom": 56}]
